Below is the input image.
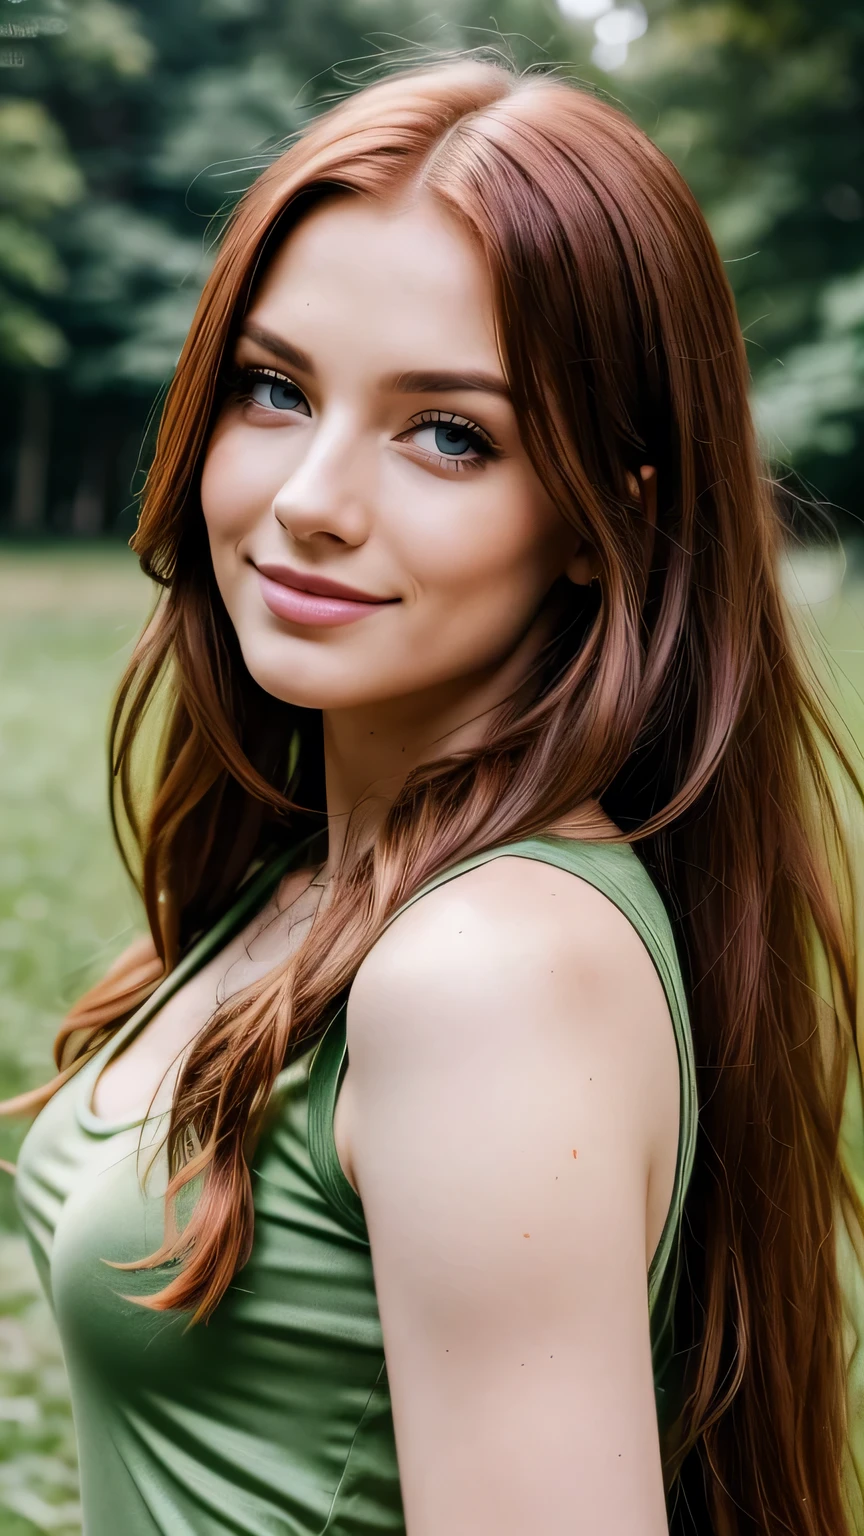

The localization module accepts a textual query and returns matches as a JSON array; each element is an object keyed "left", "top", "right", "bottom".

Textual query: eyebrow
[{"left": 238, "top": 322, "right": 511, "bottom": 400}]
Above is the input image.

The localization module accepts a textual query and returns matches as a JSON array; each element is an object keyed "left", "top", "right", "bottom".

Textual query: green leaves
[
  {"left": 52, "top": 0, "right": 155, "bottom": 78},
  {"left": 617, "top": 0, "right": 864, "bottom": 513},
  {"left": 0, "top": 0, "right": 861, "bottom": 521},
  {"left": 754, "top": 269, "right": 864, "bottom": 461},
  {"left": 0, "top": 103, "right": 83, "bottom": 221},
  {"left": 0, "top": 103, "right": 81, "bottom": 367}
]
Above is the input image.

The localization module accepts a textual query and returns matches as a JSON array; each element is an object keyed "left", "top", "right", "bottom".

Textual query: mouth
[{"left": 253, "top": 561, "right": 400, "bottom": 629}]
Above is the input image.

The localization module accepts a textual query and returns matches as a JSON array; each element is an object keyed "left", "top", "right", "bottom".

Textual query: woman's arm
[{"left": 344, "top": 854, "right": 680, "bottom": 1536}]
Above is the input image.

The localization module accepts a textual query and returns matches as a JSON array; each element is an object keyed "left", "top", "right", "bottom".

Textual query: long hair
[{"left": 9, "top": 58, "right": 864, "bottom": 1535}]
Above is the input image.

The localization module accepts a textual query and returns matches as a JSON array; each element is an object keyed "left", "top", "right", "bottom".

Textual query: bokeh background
[{"left": 0, "top": 2, "right": 862, "bottom": 1530}]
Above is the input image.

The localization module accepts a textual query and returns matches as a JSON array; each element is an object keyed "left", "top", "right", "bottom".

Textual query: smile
[{"left": 254, "top": 562, "right": 400, "bottom": 628}]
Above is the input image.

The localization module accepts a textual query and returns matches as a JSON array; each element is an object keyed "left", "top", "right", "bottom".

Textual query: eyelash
[{"left": 224, "top": 364, "right": 500, "bottom": 473}]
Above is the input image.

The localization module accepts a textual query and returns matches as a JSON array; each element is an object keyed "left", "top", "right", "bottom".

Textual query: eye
[
  {"left": 229, "top": 364, "right": 310, "bottom": 416},
  {"left": 402, "top": 410, "right": 499, "bottom": 473}
]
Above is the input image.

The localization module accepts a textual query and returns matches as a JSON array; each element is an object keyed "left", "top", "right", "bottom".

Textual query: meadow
[
  {"left": 0, "top": 549, "right": 150, "bottom": 1536},
  {"left": 0, "top": 544, "right": 862, "bottom": 1534}
]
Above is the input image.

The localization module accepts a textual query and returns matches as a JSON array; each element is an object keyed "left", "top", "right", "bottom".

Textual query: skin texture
[
  {"left": 200, "top": 190, "right": 603, "bottom": 862},
  {"left": 346, "top": 856, "right": 678, "bottom": 1535},
  {"left": 93, "top": 189, "right": 677, "bottom": 1533}
]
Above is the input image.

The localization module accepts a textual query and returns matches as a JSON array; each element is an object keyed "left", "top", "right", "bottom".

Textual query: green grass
[
  {"left": 0, "top": 549, "right": 153, "bottom": 1203},
  {"left": 0, "top": 544, "right": 863, "bottom": 1534},
  {"left": 0, "top": 548, "right": 151, "bottom": 1536}
]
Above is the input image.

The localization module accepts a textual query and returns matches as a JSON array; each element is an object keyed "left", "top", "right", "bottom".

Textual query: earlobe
[
  {"left": 635, "top": 464, "right": 658, "bottom": 531},
  {"left": 621, "top": 464, "right": 658, "bottom": 584},
  {"left": 565, "top": 465, "right": 657, "bottom": 587},
  {"left": 564, "top": 545, "right": 602, "bottom": 587},
  {"left": 625, "top": 464, "right": 657, "bottom": 513},
  {"left": 634, "top": 465, "right": 658, "bottom": 577}
]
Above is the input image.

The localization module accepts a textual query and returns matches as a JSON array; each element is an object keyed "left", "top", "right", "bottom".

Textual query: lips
[
  {"left": 255, "top": 562, "right": 394, "bottom": 605},
  {"left": 254, "top": 561, "right": 399, "bottom": 629}
]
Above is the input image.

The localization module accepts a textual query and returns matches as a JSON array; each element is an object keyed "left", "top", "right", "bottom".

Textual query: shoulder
[
  {"left": 342, "top": 850, "right": 677, "bottom": 1531},
  {"left": 349, "top": 849, "right": 675, "bottom": 1081}
]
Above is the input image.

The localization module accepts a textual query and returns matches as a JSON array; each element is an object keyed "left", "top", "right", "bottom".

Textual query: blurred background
[{"left": 0, "top": 1, "right": 862, "bottom": 1530}]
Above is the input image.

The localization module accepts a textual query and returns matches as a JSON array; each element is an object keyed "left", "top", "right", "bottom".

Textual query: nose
[{"left": 272, "top": 414, "right": 373, "bottom": 548}]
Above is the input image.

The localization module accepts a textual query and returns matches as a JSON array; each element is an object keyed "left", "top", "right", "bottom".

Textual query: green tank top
[{"left": 14, "top": 834, "right": 698, "bottom": 1536}]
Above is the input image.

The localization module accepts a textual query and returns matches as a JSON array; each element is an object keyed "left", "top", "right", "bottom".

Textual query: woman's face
[{"left": 200, "top": 190, "right": 590, "bottom": 714}]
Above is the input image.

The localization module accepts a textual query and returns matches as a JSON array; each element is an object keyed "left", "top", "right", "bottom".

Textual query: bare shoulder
[
  {"left": 349, "top": 851, "right": 676, "bottom": 1083},
  {"left": 344, "top": 851, "right": 679, "bottom": 1533}
]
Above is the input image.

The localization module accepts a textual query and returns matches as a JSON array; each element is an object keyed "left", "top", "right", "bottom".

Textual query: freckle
[
  {"left": 572, "top": 1149, "right": 578, "bottom": 1159},
  {"left": 523, "top": 1232, "right": 530, "bottom": 1238}
]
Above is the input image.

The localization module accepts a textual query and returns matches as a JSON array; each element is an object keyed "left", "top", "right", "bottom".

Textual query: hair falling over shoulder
[{"left": 9, "top": 56, "right": 864, "bottom": 1534}]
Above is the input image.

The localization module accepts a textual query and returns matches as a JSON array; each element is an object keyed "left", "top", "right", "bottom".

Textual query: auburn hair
[{"left": 7, "top": 57, "right": 864, "bottom": 1535}]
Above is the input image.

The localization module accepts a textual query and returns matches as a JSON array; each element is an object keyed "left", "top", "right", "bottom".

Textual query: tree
[
  {"left": 1, "top": 0, "right": 861, "bottom": 535},
  {"left": 610, "top": 0, "right": 864, "bottom": 531}
]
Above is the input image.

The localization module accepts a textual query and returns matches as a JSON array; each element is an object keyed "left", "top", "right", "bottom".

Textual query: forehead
[{"left": 244, "top": 191, "right": 502, "bottom": 378}]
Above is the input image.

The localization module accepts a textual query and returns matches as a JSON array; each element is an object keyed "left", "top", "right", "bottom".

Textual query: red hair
[{"left": 9, "top": 59, "right": 863, "bottom": 1534}]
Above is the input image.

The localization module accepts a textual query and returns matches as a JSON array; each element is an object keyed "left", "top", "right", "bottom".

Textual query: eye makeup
[{"left": 221, "top": 362, "right": 503, "bottom": 473}]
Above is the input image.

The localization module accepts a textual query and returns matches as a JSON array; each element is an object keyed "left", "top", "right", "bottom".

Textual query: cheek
[
  {"left": 200, "top": 421, "right": 269, "bottom": 546},
  {"left": 396, "top": 471, "right": 566, "bottom": 611},
  {"left": 201, "top": 436, "right": 240, "bottom": 548}
]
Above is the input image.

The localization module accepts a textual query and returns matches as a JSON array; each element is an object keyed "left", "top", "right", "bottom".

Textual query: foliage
[
  {"left": 0, "top": 100, "right": 82, "bottom": 369},
  {"left": 611, "top": 0, "right": 864, "bottom": 525},
  {"left": 0, "top": 0, "right": 860, "bottom": 530}
]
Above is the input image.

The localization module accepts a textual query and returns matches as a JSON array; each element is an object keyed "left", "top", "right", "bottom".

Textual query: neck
[
  {"left": 318, "top": 621, "right": 550, "bottom": 878},
  {"left": 314, "top": 594, "right": 621, "bottom": 879}
]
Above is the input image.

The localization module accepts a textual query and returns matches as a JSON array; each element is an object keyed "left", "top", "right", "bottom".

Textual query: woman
[{"left": 7, "top": 57, "right": 864, "bottom": 1536}]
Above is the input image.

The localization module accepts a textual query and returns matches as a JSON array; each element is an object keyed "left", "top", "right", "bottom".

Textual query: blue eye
[
  {"left": 407, "top": 412, "right": 497, "bottom": 470},
  {"left": 433, "top": 424, "right": 474, "bottom": 456},
  {"left": 249, "top": 375, "right": 306, "bottom": 412}
]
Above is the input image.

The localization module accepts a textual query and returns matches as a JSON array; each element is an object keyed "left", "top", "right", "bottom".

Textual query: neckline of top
[
  {"left": 75, "top": 837, "right": 318, "bottom": 1137},
  {"left": 74, "top": 829, "right": 638, "bottom": 1138}
]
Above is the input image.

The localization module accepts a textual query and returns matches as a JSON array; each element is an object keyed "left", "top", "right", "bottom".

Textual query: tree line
[{"left": 1, "top": 0, "right": 861, "bottom": 539}]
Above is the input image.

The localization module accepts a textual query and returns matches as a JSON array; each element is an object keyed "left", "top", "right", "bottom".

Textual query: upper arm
[{"left": 345, "top": 855, "right": 678, "bottom": 1536}]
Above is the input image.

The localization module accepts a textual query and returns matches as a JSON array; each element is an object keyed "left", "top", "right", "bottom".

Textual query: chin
[
  {"left": 241, "top": 658, "right": 345, "bottom": 711},
  {"left": 235, "top": 638, "right": 376, "bottom": 712}
]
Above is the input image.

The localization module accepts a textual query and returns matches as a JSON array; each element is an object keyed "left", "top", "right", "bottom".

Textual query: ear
[
  {"left": 626, "top": 464, "right": 657, "bottom": 573},
  {"left": 564, "top": 539, "right": 602, "bottom": 587},
  {"left": 564, "top": 464, "right": 657, "bottom": 588},
  {"left": 627, "top": 464, "right": 657, "bottom": 527}
]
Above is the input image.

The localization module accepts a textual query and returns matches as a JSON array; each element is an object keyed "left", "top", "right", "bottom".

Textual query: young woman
[{"left": 7, "top": 56, "right": 864, "bottom": 1536}]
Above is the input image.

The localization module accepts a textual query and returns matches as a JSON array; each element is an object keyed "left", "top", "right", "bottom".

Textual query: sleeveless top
[{"left": 14, "top": 834, "right": 698, "bottom": 1536}]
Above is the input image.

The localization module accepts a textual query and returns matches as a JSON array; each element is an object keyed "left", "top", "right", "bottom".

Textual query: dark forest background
[{"left": 0, "top": 0, "right": 862, "bottom": 543}]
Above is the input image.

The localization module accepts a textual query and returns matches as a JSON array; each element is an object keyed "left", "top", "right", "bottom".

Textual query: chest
[
  {"left": 90, "top": 866, "right": 324, "bottom": 1125},
  {"left": 88, "top": 929, "right": 256, "bottom": 1124},
  {"left": 14, "top": 1051, "right": 382, "bottom": 1398}
]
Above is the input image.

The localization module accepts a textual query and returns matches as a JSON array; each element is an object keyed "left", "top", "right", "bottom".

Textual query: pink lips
[{"left": 255, "top": 562, "right": 399, "bottom": 628}]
